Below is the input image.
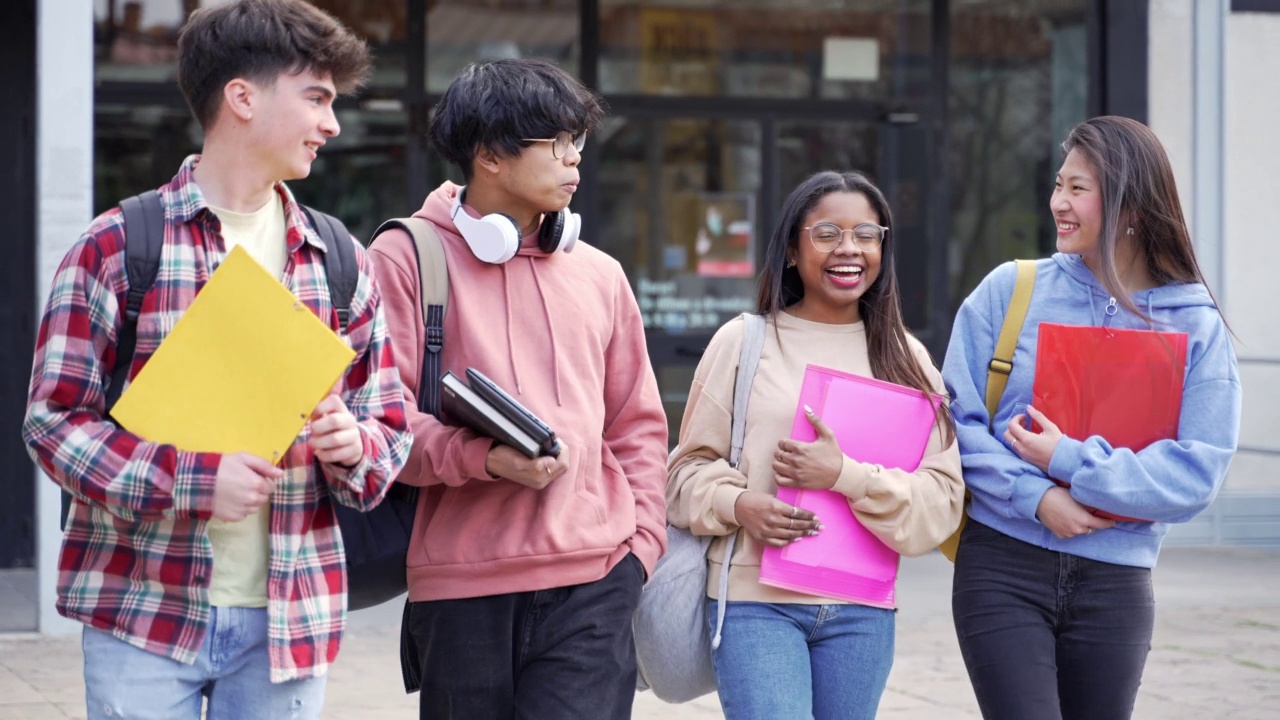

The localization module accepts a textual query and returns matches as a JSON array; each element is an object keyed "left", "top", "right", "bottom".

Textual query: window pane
[
  {"left": 94, "top": 1, "right": 409, "bottom": 92},
  {"left": 947, "top": 0, "right": 1089, "bottom": 313},
  {"left": 599, "top": 0, "right": 931, "bottom": 99},
  {"left": 599, "top": 117, "right": 762, "bottom": 333},
  {"left": 597, "top": 117, "right": 761, "bottom": 440},
  {"left": 427, "top": 0, "right": 580, "bottom": 93},
  {"left": 290, "top": 106, "right": 409, "bottom": 243},
  {"left": 93, "top": 1, "right": 412, "bottom": 242}
]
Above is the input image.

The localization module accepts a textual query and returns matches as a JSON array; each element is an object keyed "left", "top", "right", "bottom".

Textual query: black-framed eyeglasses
[
  {"left": 521, "top": 131, "right": 587, "bottom": 159},
  {"left": 802, "top": 222, "right": 888, "bottom": 253}
]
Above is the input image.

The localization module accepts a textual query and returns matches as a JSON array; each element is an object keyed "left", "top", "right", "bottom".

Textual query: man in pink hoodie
[{"left": 368, "top": 58, "right": 668, "bottom": 719}]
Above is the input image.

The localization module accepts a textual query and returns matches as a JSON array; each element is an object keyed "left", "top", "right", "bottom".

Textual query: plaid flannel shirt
[{"left": 22, "top": 156, "right": 412, "bottom": 682}]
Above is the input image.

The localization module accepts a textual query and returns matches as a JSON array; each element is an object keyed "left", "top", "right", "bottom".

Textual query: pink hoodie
[{"left": 368, "top": 182, "right": 668, "bottom": 601}]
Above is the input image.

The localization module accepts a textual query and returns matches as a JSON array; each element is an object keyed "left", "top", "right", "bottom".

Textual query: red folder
[{"left": 1032, "top": 323, "right": 1189, "bottom": 521}]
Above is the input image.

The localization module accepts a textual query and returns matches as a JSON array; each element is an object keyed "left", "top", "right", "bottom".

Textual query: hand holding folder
[
  {"left": 760, "top": 364, "right": 942, "bottom": 608},
  {"left": 109, "top": 245, "right": 356, "bottom": 463}
]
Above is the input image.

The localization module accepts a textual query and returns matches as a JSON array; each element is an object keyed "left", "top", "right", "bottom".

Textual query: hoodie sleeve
[
  {"left": 1048, "top": 309, "right": 1241, "bottom": 523},
  {"left": 942, "top": 263, "right": 1057, "bottom": 523},
  {"left": 831, "top": 339, "right": 966, "bottom": 556},
  {"left": 603, "top": 270, "right": 670, "bottom": 578},
  {"left": 666, "top": 317, "right": 750, "bottom": 537},
  {"left": 369, "top": 230, "right": 498, "bottom": 488}
]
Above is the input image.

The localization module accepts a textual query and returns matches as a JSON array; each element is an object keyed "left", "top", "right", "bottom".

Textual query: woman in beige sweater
[{"left": 667, "top": 171, "right": 965, "bottom": 720}]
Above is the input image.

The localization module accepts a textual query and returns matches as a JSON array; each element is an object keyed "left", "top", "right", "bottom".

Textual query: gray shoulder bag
[{"left": 633, "top": 312, "right": 767, "bottom": 703}]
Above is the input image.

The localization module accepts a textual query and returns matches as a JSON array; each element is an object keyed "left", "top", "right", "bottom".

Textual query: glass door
[{"left": 594, "top": 110, "right": 930, "bottom": 442}]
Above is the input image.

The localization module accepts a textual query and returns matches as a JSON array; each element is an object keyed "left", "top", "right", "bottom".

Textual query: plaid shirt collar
[{"left": 165, "top": 155, "right": 328, "bottom": 256}]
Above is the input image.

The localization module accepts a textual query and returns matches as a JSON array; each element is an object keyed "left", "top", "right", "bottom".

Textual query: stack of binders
[{"left": 440, "top": 368, "right": 561, "bottom": 458}]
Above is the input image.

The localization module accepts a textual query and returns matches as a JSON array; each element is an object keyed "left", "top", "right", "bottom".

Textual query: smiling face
[
  {"left": 247, "top": 69, "right": 340, "bottom": 182},
  {"left": 786, "top": 191, "right": 883, "bottom": 324},
  {"left": 1051, "top": 148, "right": 1105, "bottom": 269}
]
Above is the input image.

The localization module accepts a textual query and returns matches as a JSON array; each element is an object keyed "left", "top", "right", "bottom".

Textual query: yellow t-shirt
[{"left": 203, "top": 191, "right": 288, "bottom": 607}]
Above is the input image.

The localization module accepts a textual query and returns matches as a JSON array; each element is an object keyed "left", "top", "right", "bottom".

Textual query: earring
[
  {"left": 1126, "top": 226, "right": 1135, "bottom": 235},
  {"left": 786, "top": 259, "right": 796, "bottom": 268}
]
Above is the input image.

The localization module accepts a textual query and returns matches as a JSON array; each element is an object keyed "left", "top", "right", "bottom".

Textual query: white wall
[
  {"left": 1223, "top": 7, "right": 1280, "bottom": 492},
  {"left": 1148, "top": 0, "right": 1195, "bottom": 229},
  {"left": 1149, "top": 1, "right": 1280, "bottom": 546},
  {"left": 36, "top": 0, "right": 95, "bottom": 635}
]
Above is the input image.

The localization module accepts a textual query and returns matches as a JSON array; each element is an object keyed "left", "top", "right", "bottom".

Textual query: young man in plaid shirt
[{"left": 21, "top": 1, "right": 411, "bottom": 717}]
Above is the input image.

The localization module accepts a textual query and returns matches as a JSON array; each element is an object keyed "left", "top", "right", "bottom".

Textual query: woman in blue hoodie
[{"left": 942, "top": 115, "right": 1241, "bottom": 720}]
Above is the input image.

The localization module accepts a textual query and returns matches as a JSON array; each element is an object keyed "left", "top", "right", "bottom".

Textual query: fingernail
[
  {"left": 804, "top": 404, "right": 814, "bottom": 415},
  {"left": 816, "top": 524, "right": 825, "bottom": 531},
  {"left": 807, "top": 530, "right": 820, "bottom": 537}
]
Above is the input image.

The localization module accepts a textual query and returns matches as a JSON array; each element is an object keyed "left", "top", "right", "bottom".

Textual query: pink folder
[{"left": 759, "top": 364, "right": 942, "bottom": 608}]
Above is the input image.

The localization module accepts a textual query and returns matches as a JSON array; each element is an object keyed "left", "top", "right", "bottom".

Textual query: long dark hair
[
  {"left": 757, "top": 170, "right": 953, "bottom": 442},
  {"left": 1060, "top": 116, "right": 1222, "bottom": 322}
]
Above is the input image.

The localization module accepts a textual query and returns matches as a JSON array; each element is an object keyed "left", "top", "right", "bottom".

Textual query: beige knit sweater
[{"left": 666, "top": 312, "right": 964, "bottom": 606}]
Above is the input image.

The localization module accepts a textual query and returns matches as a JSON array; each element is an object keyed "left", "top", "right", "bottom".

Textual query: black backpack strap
[
  {"left": 302, "top": 206, "right": 359, "bottom": 333},
  {"left": 70, "top": 190, "right": 165, "bottom": 530},
  {"left": 108, "top": 190, "right": 165, "bottom": 411},
  {"left": 370, "top": 218, "right": 448, "bottom": 418}
]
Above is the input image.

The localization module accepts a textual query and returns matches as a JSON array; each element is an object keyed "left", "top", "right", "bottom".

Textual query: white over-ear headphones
[{"left": 451, "top": 186, "right": 580, "bottom": 264}]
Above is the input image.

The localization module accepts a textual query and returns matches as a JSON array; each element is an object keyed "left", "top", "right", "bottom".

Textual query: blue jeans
[
  {"left": 82, "top": 607, "right": 327, "bottom": 720},
  {"left": 708, "top": 601, "right": 895, "bottom": 720},
  {"left": 952, "top": 520, "right": 1154, "bottom": 720}
]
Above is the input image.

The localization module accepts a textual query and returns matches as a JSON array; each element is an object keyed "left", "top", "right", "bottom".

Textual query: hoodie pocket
[{"left": 411, "top": 444, "right": 617, "bottom": 567}]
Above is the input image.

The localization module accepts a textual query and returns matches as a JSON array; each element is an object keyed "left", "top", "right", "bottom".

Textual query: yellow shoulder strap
[
  {"left": 984, "top": 259, "right": 1037, "bottom": 425},
  {"left": 939, "top": 259, "right": 1036, "bottom": 563}
]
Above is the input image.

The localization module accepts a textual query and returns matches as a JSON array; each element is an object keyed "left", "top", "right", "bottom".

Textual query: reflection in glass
[
  {"left": 599, "top": 0, "right": 931, "bottom": 99},
  {"left": 94, "top": 0, "right": 409, "bottom": 90},
  {"left": 947, "top": 0, "right": 1088, "bottom": 312},
  {"left": 598, "top": 117, "right": 761, "bottom": 335},
  {"left": 93, "top": 1, "right": 413, "bottom": 241},
  {"left": 427, "top": 0, "right": 579, "bottom": 93},
  {"left": 291, "top": 105, "right": 409, "bottom": 242}
]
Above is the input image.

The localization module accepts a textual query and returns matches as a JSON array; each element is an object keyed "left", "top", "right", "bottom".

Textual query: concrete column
[{"left": 36, "top": 0, "right": 95, "bottom": 635}]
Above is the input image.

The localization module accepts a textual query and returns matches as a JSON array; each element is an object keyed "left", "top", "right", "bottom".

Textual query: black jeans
[
  {"left": 952, "top": 520, "right": 1155, "bottom": 720},
  {"left": 406, "top": 553, "right": 645, "bottom": 720}
]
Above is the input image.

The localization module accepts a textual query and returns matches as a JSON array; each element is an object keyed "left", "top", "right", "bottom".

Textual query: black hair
[
  {"left": 428, "top": 58, "right": 606, "bottom": 181},
  {"left": 177, "top": 0, "right": 371, "bottom": 130}
]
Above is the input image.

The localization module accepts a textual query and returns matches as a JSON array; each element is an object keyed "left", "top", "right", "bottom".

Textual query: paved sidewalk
[{"left": 2, "top": 547, "right": 1278, "bottom": 719}]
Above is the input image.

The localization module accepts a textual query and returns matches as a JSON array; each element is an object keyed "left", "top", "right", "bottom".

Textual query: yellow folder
[{"left": 110, "top": 245, "right": 356, "bottom": 463}]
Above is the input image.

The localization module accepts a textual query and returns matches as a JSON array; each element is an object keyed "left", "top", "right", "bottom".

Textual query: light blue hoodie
[{"left": 942, "top": 254, "right": 1241, "bottom": 568}]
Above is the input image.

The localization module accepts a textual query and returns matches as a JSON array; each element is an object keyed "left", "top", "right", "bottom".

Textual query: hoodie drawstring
[
  {"left": 501, "top": 263, "right": 523, "bottom": 394},
  {"left": 530, "top": 258, "right": 564, "bottom": 406}
]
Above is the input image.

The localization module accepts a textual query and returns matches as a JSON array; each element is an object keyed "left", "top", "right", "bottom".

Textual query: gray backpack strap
[
  {"left": 711, "top": 312, "right": 768, "bottom": 650},
  {"left": 371, "top": 218, "right": 448, "bottom": 417}
]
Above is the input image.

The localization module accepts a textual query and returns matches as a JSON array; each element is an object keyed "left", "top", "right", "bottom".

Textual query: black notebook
[{"left": 440, "top": 370, "right": 561, "bottom": 459}]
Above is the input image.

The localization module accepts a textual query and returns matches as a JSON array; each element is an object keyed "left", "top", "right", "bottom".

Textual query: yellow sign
[
  {"left": 639, "top": 8, "right": 720, "bottom": 94},
  {"left": 110, "top": 245, "right": 356, "bottom": 463}
]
